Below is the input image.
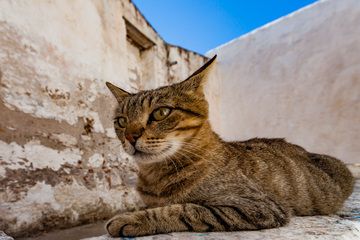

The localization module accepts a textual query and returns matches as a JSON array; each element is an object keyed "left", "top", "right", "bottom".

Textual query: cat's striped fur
[{"left": 105, "top": 55, "right": 354, "bottom": 237}]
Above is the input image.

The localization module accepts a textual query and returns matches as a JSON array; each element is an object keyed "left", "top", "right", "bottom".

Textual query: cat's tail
[{"left": 308, "top": 153, "right": 355, "bottom": 200}]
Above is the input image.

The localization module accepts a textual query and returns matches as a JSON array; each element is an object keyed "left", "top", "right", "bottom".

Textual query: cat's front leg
[
  {"left": 106, "top": 211, "right": 151, "bottom": 237},
  {"left": 106, "top": 200, "right": 289, "bottom": 237},
  {"left": 106, "top": 203, "right": 219, "bottom": 237},
  {"left": 106, "top": 205, "right": 215, "bottom": 237},
  {"left": 106, "top": 204, "right": 190, "bottom": 237}
]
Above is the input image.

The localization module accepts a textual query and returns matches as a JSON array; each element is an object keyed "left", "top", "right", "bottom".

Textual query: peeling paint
[
  {"left": 88, "top": 153, "right": 104, "bottom": 168},
  {"left": 24, "top": 182, "right": 61, "bottom": 211},
  {"left": 0, "top": 140, "right": 82, "bottom": 172},
  {"left": 50, "top": 133, "right": 78, "bottom": 147},
  {"left": 0, "top": 0, "right": 206, "bottom": 237},
  {"left": 105, "top": 128, "right": 117, "bottom": 139},
  {"left": 0, "top": 180, "right": 143, "bottom": 237}
]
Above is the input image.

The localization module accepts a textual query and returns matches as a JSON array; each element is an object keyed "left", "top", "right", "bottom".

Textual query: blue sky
[{"left": 132, "top": 0, "right": 317, "bottom": 54}]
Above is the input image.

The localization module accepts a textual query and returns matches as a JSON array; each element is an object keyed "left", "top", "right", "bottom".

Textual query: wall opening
[{"left": 124, "top": 18, "right": 155, "bottom": 91}]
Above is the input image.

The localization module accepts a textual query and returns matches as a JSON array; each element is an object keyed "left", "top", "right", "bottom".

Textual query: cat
[{"left": 104, "top": 55, "right": 354, "bottom": 237}]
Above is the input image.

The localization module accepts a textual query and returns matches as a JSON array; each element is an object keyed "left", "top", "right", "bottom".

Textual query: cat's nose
[{"left": 125, "top": 128, "right": 144, "bottom": 146}]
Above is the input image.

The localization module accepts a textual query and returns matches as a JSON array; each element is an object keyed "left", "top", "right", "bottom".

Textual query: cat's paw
[{"left": 105, "top": 212, "right": 143, "bottom": 237}]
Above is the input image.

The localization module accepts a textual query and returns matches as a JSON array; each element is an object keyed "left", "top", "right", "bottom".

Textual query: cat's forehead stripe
[
  {"left": 137, "top": 93, "right": 149, "bottom": 109},
  {"left": 140, "top": 94, "right": 147, "bottom": 106},
  {"left": 120, "top": 93, "right": 148, "bottom": 117},
  {"left": 118, "top": 88, "right": 172, "bottom": 117},
  {"left": 127, "top": 97, "right": 137, "bottom": 116},
  {"left": 121, "top": 99, "right": 126, "bottom": 113},
  {"left": 122, "top": 97, "right": 130, "bottom": 114},
  {"left": 148, "top": 95, "right": 154, "bottom": 107}
]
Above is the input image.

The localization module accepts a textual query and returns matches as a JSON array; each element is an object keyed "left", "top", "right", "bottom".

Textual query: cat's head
[{"left": 106, "top": 55, "right": 216, "bottom": 163}]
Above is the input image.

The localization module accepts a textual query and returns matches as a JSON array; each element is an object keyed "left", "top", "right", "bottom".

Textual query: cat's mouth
[
  {"left": 133, "top": 149, "right": 162, "bottom": 157},
  {"left": 126, "top": 140, "right": 180, "bottom": 163},
  {"left": 131, "top": 149, "right": 163, "bottom": 163},
  {"left": 129, "top": 144, "right": 176, "bottom": 163},
  {"left": 125, "top": 142, "right": 149, "bottom": 157},
  {"left": 131, "top": 148, "right": 155, "bottom": 157}
]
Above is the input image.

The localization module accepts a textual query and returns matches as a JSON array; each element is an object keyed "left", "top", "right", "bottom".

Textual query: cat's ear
[
  {"left": 179, "top": 54, "right": 217, "bottom": 94},
  {"left": 106, "top": 82, "right": 130, "bottom": 102}
]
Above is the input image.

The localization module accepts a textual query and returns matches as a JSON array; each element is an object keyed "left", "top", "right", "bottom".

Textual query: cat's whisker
[
  {"left": 160, "top": 139, "right": 207, "bottom": 163},
  {"left": 178, "top": 148, "right": 207, "bottom": 163},
  {"left": 159, "top": 141, "right": 185, "bottom": 174},
  {"left": 173, "top": 149, "right": 194, "bottom": 166},
  {"left": 182, "top": 141, "right": 212, "bottom": 152},
  {"left": 177, "top": 142, "right": 209, "bottom": 160},
  {"left": 171, "top": 141, "right": 208, "bottom": 171},
  {"left": 170, "top": 143, "right": 186, "bottom": 171},
  {"left": 159, "top": 143, "right": 178, "bottom": 172}
]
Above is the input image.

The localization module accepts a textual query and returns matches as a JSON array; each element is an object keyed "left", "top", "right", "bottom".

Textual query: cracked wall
[{"left": 0, "top": 0, "right": 206, "bottom": 237}]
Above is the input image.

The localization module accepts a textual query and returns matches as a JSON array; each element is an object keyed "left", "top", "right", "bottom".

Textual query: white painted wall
[{"left": 208, "top": 0, "right": 360, "bottom": 164}]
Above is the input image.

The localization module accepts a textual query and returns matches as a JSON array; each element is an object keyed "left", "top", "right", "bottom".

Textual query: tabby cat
[{"left": 105, "top": 55, "right": 354, "bottom": 237}]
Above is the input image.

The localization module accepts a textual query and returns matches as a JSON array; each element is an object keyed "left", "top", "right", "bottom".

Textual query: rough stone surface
[
  {"left": 0, "top": 0, "right": 206, "bottom": 237},
  {"left": 0, "top": 231, "right": 14, "bottom": 240},
  {"left": 208, "top": 0, "right": 360, "bottom": 164}
]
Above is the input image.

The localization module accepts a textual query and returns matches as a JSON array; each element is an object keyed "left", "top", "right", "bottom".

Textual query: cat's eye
[
  {"left": 116, "top": 117, "right": 127, "bottom": 128},
  {"left": 152, "top": 107, "right": 171, "bottom": 121}
]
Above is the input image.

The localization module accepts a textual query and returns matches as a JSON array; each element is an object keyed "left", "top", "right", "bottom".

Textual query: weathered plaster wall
[
  {"left": 208, "top": 0, "right": 360, "bottom": 164},
  {"left": 0, "top": 0, "right": 206, "bottom": 237}
]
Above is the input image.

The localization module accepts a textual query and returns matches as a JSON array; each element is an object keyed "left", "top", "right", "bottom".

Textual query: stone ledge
[
  {"left": 17, "top": 174, "right": 360, "bottom": 240},
  {"left": 86, "top": 180, "right": 360, "bottom": 240}
]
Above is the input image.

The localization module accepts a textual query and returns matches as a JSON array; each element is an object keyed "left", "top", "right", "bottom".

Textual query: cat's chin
[
  {"left": 124, "top": 147, "right": 159, "bottom": 161},
  {"left": 133, "top": 150, "right": 148, "bottom": 158},
  {"left": 127, "top": 142, "right": 181, "bottom": 164},
  {"left": 131, "top": 150, "right": 169, "bottom": 164}
]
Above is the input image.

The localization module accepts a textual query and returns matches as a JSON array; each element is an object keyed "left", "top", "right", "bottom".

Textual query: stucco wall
[
  {"left": 208, "top": 0, "right": 360, "bottom": 164},
  {"left": 0, "top": 0, "right": 206, "bottom": 237}
]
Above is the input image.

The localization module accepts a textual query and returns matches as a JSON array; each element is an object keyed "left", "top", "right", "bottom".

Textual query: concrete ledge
[
  {"left": 18, "top": 171, "right": 360, "bottom": 240},
  {"left": 87, "top": 180, "right": 360, "bottom": 240}
]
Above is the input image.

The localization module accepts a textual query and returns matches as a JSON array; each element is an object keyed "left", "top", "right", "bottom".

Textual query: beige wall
[
  {"left": 0, "top": 0, "right": 206, "bottom": 237},
  {"left": 208, "top": 0, "right": 360, "bottom": 164}
]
